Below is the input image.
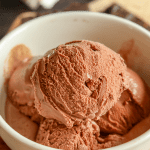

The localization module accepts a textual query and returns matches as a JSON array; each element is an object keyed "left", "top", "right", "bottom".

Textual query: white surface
[
  {"left": 22, "top": 0, "right": 40, "bottom": 10},
  {"left": 40, "top": 0, "right": 59, "bottom": 9},
  {"left": 0, "top": 11, "right": 150, "bottom": 150}
]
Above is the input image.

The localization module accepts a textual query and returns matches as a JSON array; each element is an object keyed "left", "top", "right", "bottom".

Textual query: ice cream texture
[
  {"left": 5, "top": 40, "right": 150, "bottom": 150},
  {"left": 31, "top": 40, "right": 127, "bottom": 127}
]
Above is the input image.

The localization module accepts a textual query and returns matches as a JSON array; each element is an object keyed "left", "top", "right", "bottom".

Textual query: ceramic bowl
[{"left": 0, "top": 11, "right": 150, "bottom": 150}]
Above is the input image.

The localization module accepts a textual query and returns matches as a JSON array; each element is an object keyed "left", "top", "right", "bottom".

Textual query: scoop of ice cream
[
  {"left": 5, "top": 100, "right": 39, "bottom": 141},
  {"left": 127, "top": 68, "right": 150, "bottom": 116},
  {"left": 36, "top": 119, "right": 124, "bottom": 150},
  {"left": 97, "top": 115, "right": 150, "bottom": 149},
  {"left": 36, "top": 119, "right": 100, "bottom": 150},
  {"left": 7, "top": 56, "right": 42, "bottom": 123},
  {"left": 8, "top": 57, "right": 40, "bottom": 105},
  {"left": 31, "top": 40, "right": 127, "bottom": 127},
  {"left": 97, "top": 68, "right": 150, "bottom": 135}
]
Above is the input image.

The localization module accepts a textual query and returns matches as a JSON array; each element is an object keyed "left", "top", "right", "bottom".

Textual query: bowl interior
[{"left": 0, "top": 12, "right": 150, "bottom": 150}]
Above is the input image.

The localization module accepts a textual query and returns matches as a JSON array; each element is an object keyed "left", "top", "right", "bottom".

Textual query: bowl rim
[{"left": 0, "top": 11, "right": 150, "bottom": 150}]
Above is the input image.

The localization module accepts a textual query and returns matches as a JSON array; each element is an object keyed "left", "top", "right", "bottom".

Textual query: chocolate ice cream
[
  {"left": 7, "top": 56, "right": 42, "bottom": 123},
  {"left": 97, "top": 68, "right": 150, "bottom": 135},
  {"left": 5, "top": 100, "right": 38, "bottom": 141},
  {"left": 31, "top": 40, "right": 127, "bottom": 128},
  {"left": 36, "top": 119, "right": 99, "bottom": 150},
  {"left": 5, "top": 40, "right": 150, "bottom": 150}
]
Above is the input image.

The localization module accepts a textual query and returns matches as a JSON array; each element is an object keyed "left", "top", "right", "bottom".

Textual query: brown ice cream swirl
[{"left": 31, "top": 40, "right": 128, "bottom": 127}]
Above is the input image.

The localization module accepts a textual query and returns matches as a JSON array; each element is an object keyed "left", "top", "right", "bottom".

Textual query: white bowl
[{"left": 0, "top": 11, "right": 150, "bottom": 150}]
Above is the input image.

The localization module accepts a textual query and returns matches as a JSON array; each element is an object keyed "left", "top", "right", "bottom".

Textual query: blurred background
[
  {"left": 0, "top": 0, "right": 93, "bottom": 39},
  {"left": 0, "top": 0, "right": 150, "bottom": 40}
]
